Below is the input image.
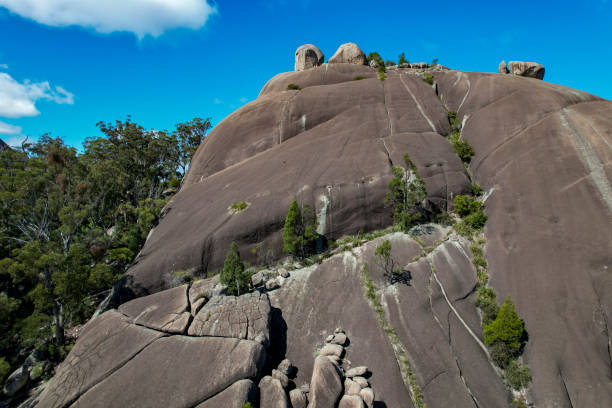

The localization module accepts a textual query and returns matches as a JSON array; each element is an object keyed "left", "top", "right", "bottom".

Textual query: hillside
[{"left": 19, "top": 43, "right": 612, "bottom": 408}]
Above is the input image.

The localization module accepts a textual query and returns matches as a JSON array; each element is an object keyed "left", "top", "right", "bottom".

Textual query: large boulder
[
  {"left": 194, "top": 379, "right": 257, "bottom": 408},
  {"left": 188, "top": 291, "right": 271, "bottom": 341},
  {"left": 328, "top": 43, "right": 367, "bottom": 65},
  {"left": 295, "top": 44, "right": 324, "bottom": 71},
  {"left": 2, "top": 366, "right": 29, "bottom": 397},
  {"left": 259, "top": 376, "right": 289, "bottom": 408},
  {"left": 498, "top": 60, "right": 508, "bottom": 74},
  {"left": 338, "top": 395, "right": 366, "bottom": 408},
  {"left": 308, "top": 356, "right": 344, "bottom": 408},
  {"left": 508, "top": 60, "right": 545, "bottom": 79}
]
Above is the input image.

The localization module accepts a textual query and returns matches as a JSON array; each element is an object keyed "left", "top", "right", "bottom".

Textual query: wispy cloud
[
  {"left": 239, "top": 97, "right": 248, "bottom": 103},
  {"left": 0, "top": 72, "right": 74, "bottom": 118},
  {"left": 0, "top": 0, "right": 217, "bottom": 38},
  {"left": 0, "top": 120, "right": 21, "bottom": 135},
  {"left": 213, "top": 97, "right": 223, "bottom": 104},
  {"left": 0, "top": 63, "right": 7, "bottom": 70},
  {"left": 2, "top": 134, "right": 29, "bottom": 147}
]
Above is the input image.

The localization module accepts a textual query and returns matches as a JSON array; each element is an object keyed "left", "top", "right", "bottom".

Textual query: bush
[
  {"left": 471, "top": 182, "right": 482, "bottom": 195},
  {"left": 449, "top": 133, "right": 474, "bottom": 163},
  {"left": 0, "top": 357, "right": 10, "bottom": 387},
  {"left": 490, "top": 341, "right": 514, "bottom": 368},
  {"left": 469, "top": 244, "right": 483, "bottom": 257},
  {"left": 454, "top": 195, "right": 481, "bottom": 217},
  {"left": 283, "top": 200, "right": 319, "bottom": 258},
  {"left": 378, "top": 71, "right": 387, "bottom": 81},
  {"left": 398, "top": 52, "right": 408, "bottom": 65},
  {"left": 484, "top": 296, "right": 525, "bottom": 354},
  {"left": 473, "top": 254, "right": 487, "bottom": 269},
  {"left": 287, "top": 83, "right": 301, "bottom": 91},
  {"left": 431, "top": 58, "right": 439, "bottom": 67},
  {"left": 229, "top": 201, "right": 248, "bottom": 212},
  {"left": 367, "top": 51, "right": 384, "bottom": 67},
  {"left": 423, "top": 73, "right": 434, "bottom": 85},
  {"left": 453, "top": 220, "right": 474, "bottom": 237},
  {"left": 465, "top": 209, "right": 488, "bottom": 230},
  {"left": 385, "top": 154, "right": 427, "bottom": 232},
  {"left": 433, "top": 211, "right": 454, "bottom": 226},
  {"left": 447, "top": 110, "right": 460, "bottom": 131},
  {"left": 504, "top": 360, "right": 532, "bottom": 390},
  {"left": 168, "top": 177, "right": 181, "bottom": 189},
  {"left": 241, "top": 403, "right": 254, "bottom": 408},
  {"left": 476, "top": 286, "right": 499, "bottom": 326},
  {"left": 220, "top": 242, "right": 252, "bottom": 296},
  {"left": 385, "top": 60, "right": 395, "bottom": 67},
  {"left": 354, "top": 75, "right": 366, "bottom": 81},
  {"left": 171, "top": 269, "right": 194, "bottom": 286}
]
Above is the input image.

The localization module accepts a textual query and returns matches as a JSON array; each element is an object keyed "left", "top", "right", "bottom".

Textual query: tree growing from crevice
[
  {"left": 385, "top": 154, "right": 427, "bottom": 232},
  {"left": 484, "top": 296, "right": 527, "bottom": 368},
  {"left": 283, "top": 200, "right": 319, "bottom": 259},
  {"left": 374, "top": 240, "right": 411, "bottom": 285},
  {"left": 219, "top": 242, "right": 251, "bottom": 296}
]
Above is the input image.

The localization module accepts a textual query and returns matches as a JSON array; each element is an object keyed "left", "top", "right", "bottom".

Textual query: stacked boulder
[
  {"left": 328, "top": 43, "right": 367, "bottom": 65},
  {"left": 295, "top": 44, "right": 324, "bottom": 71},
  {"left": 498, "top": 60, "right": 545, "bottom": 80},
  {"left": 259, "top": 358, "right": 297, "bottom": 408},
  {"left": 251, "top": 262, "right": 296, "bottom": 292}
]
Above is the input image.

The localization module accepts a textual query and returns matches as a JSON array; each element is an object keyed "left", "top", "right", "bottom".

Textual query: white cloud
[
  {"left": 213, "top": 97, "right": 223, "bottom": 104},
  {"left": 0, "top": 72, "right": 74, "bottom": 118},
  {"left": 0, "top": 64, "right": 7, "bottom": 70},
  {"left": 2, "top": 134, "right": 28, "bottom": 147},
  {"left": 0, "top": 0, "right": 217, "bottom": 38},
  {"left": 0, "top": 120, "right": 22, "bottom": 135}
]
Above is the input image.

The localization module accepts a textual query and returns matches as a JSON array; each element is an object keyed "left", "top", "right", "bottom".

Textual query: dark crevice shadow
[{"left": 262, "top": 307, "right": 288, "bottom": 378}]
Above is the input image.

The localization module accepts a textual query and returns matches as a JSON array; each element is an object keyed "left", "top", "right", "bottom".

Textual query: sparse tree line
[{"left": 0, "top": 117, "right": 211, "bottom": 385}]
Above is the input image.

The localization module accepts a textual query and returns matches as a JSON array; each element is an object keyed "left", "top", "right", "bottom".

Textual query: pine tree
[
  {"left": 220, "top": 242, "right": 251, "bottom": 296},
  {"left": 283, "top": 200, "right": 318, "bottom": 258},
  {"left": 484, "top": 296, "right": 525, "bottom": 353},
  {"left": 385, "top": 154, "right": 427, "bottom": 231}
]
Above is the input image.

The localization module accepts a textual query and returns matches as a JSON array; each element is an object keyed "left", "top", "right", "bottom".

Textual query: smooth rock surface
[
  {"left": 2, "top": 366, "right": 29, "bottom": 397},
  {"left": 345, "top": 366, "right": 368, "bottom": 377},
  {"left": 259, "top": 376, "right": 289, "bottom": 408},
  {"left": 338, "top": 394, "right": 366, "bottom": 408},
  {"left": 194, "top": 379, "right": 257, "bottom": 408},
  {"left": 320, "top": 343, "right": 344, "bottom": 357},
  {"left": 308, "top": 356, "right": 344, "bottom": 408},
  {"left": 359, "top": 387, "right": 375, "bottom": 408},
  {"left": 289, "top": 388, "right": 308, "bottom": 408},
  {"left": 344, "top": 378, "right": 361, "bottom": 395}
]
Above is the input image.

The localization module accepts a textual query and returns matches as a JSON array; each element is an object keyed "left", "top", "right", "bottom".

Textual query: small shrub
[
  {"left": 229, "top": 201, "right": 248, "bottom": 212},
  {"left": 449, "top": 133, "right": 474, "bottom": 163},
  {"left": 471, "top": 182, "right": 482, "bottom": 195},
  {"left": 168, "top": 177, "right": 181, "bottom": 189},
  {"left": 398, "top": 52, "right": 408, "bottom": 65},
  {"left": 504, "top": 360, "right": 532, "bottom": 390},
  {"left": 423, "top": 73, "right": 434, "bottom": 85},
  {"left": 171, "top": 269, "right": 194, "bottom": 286},
  {"left": 490, "top": 341, "right": 514, "bottom": 368},
  {"left": 454, "top": 195, "right": 481, "bottom": 217},
  {"left": 431, "top": 58, "right": 439, "bottom": 67},
  {"left": 476, "top": 286, "right": 499, "bottom": 325},
  {"left": 354, "top": 75, "right": 366, "bottom": 81},
  {"left": 0, "top": 357, "right": 10, "bottom": 387},
  {"left": 433, "top": 211, "right": 454, "bottom": 226},
  {"left": 472, "top": 254, "right": 487, "bottom": 269},
  {"left": 385, "top": 60, "right": 395, "bottom": 67},
  {"left": 469, "top": 244, "right": 483, "bottom": 257},
  {"left": 512, "top": 396, "right": 529, "bottom": 408},
  {"left": 241, "top": 403, "right": 254, "bottom": 408},
  {"left": 453, "top": 220, "right": 474, "bottom": 237},
  {"left": 447, "top": 110, "right": 460, "bottom": 131},
  {"left": 287, "top": 83, "right": 301, "bottom": 91},
  {"left": 30, "top": 362, "right": 44, "bottom": 380},
  {"left": 283, "top": 200, "right": 319, "bottom": 258},
  {"left": 378, "top": 72, "right": 387, "bottom": 81},
  {"left": 385, "top": 154, "right": 427, "bottom": 232},
  {"left": 465, "top": 209, "right": 488, "bottom": 230},
  {"left": 477, "top": 269, "right": 489, "bottom": 285},
  {"left": 367, "top": 51, "right": 384, "bottom": 67}
]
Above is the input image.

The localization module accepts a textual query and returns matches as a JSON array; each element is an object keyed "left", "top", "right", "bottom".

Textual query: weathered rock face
[
  {"left": 34, "top": 292, "right": 267, "bottom": 408},
  {"left": 498, "top": 60, "right": 508, "bottom": 74},
  {"left": 124, "top": 63, "right": 471, "bottom": 295},
  {"left": 507, "top": 60, "right": 545, "bottom": 79},
  {"left": 295, "top": 44, "right": 324, "bottom": 71},
  {"left": 328, "top": 42, "right": 367, "bottom": 65},
  {"left": 38, "top": 48, "right": 612, "bottom": 408}
]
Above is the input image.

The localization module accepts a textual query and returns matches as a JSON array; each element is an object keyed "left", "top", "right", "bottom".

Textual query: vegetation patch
[
  {"left": 229, "top": 201, "right": 248, "bottom": 213},
  {"left": 422, "top": 73, "right": 434, "bottom": 85},
  {"left": 353, "top": 75, "right": 366, "bottom": 81},
  {"left": 385, "top": 154, "right": 427, "bottom": 232},
  {"left": 287, "top": 83, "right": 302, "bottom": 91}
]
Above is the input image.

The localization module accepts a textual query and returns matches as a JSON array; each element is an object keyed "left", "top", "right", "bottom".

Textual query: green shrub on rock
[
  {"left": 475, "top": 286, "right": 499, "bottom": 325},
  {"left": 449, "top": 133, "right": 474, "bottom": 163},
  {"left": 454, "top": 195, "right": 481, "bottom": 217},
  {"left": 504, "top": 360, "right": 532, "bottom": 390},
  {"left": 484, "top": 296, "right": 525, "bottom": 356},
  {"left": 287, "top": 83, "right": 301, "bottom": 91},
  {"left": 220, "top": 242, "right": 252, "bottom": 296},
  {"left": 423, "top": 73, "right": 434, "bottom": 85},
  {"left": 0, "top": 357, "right": 10, "bottom": 387},
  {"left": 283, "top": 200, "right": 319, "bottom": 258},
  {"left": 385, "top": 154, "right": 427, "bottom": 232}
]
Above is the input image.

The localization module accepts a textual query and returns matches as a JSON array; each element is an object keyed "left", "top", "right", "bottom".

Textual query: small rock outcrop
[
  {"left": 2, "top": 366, "right": 29, "bottom": 397},
  {"left": 498, "top": 60, "right": 509, "bottom": 74},
  {"left": 259, "top": 376, "right": 290, "bottom": 408},
  {"left": 368, "top": 59, "right": 379, "bottom": 69},
  {"left": 508, "top": 60, "right": 545, "bottom": 79},
  {"left": 328, "top": 43, "right": 366, "bottom": 65},
  {"left": 295, "top": 44, "right": 324, "bottom": 71},
  {"left": 308, "top": 356, "right": 344, "bottom": 407}
]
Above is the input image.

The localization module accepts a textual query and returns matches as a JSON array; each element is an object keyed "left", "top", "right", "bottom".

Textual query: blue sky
[{"left": 0, "top": 0, "right": 610, "bottom": 148}]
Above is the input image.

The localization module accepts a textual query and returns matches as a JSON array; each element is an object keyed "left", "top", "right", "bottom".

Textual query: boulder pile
[
  {"left": 295, "top": 44, "right": 324, "bottom": 71},
  {"left": 498, "top": 60, "right": 545, "bottom": 79}
]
